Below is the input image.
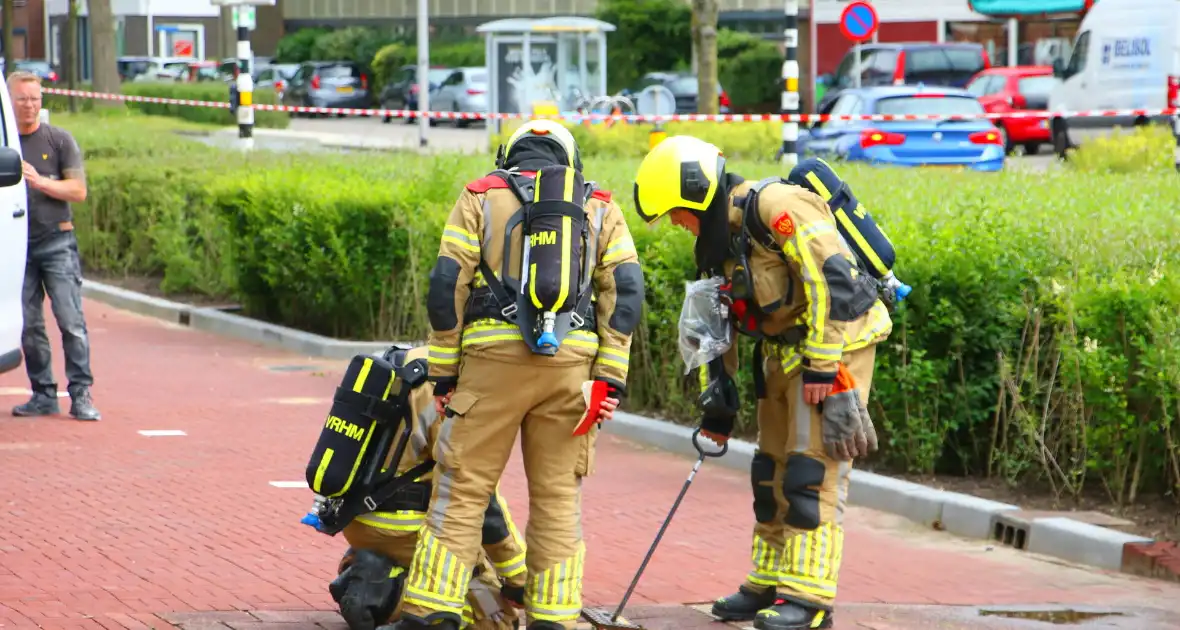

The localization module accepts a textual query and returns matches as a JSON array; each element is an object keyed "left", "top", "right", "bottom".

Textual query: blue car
[{"left": 797, "top": 85, "right": 1006, "bottom": 172}]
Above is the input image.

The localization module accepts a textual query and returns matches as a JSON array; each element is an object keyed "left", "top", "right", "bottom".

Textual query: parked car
[
  {"left": 797, "top": 85, "right": 1005, "bottom": 172},
  {"left": 282, "top": 61, "right": 373, "bottom": 115},
  {"left": 624, "top": 72, "right": 731, "bottom": 114},
  {"left": 13, "top": 60, "right": 58, "bottom": 83},
  {"left": 817, "top": 42, "right": 991, "bottom": 113},
  {"left": 0, "top": 79, "right": 29, "bottom": 376},
  {"left": 379, "top": 65, "right": 454, "bottom": 124},
  {"left": 1047, "top": 0, "right": 1179, "bottom": 158},
  {"left": 430, "top": 67, "right": 489, "bottom": 127},
  {"left": 966, "top": 66, "right": 1056, "bottom": 155},
  {"left": 254, "top": 63, "right": 300, "bottom": 100}
]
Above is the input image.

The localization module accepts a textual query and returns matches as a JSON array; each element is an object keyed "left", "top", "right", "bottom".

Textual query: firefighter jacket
[
  {"left": 359, "top": 346, "right": 528, "bottom": 588},
  {"left": 425, "top": 173, "right": 644, "bottom": 395},
  {"left": 713, "top": 180, "right": 893, "bottom": 385}
]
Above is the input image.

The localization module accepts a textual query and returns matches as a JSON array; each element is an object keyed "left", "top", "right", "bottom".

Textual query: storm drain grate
[{"left": 990, "top": 512, "right": 1032, "bottom": 551}]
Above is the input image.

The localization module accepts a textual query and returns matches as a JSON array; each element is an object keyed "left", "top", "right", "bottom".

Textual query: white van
[
  {"left": 0, "top": 86, "right": 29, "bottom": 375},
  {"left": 1047, "top": 0, "right": 1180, "bottom": 158}
]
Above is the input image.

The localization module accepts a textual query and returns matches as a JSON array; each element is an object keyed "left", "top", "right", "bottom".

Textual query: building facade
[{"left": 0, "top": 0, "right": 48, "bottom": 61}]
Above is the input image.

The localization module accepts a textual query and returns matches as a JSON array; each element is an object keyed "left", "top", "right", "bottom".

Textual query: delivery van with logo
[{"left": 1047, "top": 0, "right": 1180, "bottom": 158}]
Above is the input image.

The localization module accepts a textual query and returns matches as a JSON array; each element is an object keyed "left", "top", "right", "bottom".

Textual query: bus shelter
[{"left": 477, "top": 16, "right": 615, "bottom": 135}]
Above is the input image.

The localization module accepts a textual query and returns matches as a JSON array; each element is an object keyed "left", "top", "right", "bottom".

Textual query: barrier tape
[{"left": 43, "top": 87, "right": 1179, "bottom": 123}]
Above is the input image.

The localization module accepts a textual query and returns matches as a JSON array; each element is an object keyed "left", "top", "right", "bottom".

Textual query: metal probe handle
[{"left": 611, "top": 428, "right": 728, "bottom": 620}]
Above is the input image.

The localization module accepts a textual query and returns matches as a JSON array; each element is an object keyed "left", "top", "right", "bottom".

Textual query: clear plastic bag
[{"left": 678, "top": 276, "right": 734, "bottom": 374}]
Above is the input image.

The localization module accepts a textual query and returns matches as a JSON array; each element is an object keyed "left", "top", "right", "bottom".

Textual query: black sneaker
[
  {"left": 69, "top": 388, "right": 101, "bottom": 421},
  {"left": 12, "top": 392, "right": 60, "bottom": 417},
  {"left": 710, "top": 585, "right": 777, "bottom": 621},
  {"left": 753, "top": 599, "right": 833, "bottom": 630}
]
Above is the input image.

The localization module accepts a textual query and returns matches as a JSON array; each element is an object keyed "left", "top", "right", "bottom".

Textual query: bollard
[{"left": 648, "top": 125, "right": 667, "bottom": 150}]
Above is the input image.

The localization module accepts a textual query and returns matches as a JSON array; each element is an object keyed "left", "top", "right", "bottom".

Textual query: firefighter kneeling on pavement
[
  {"left": 312, "top": 345, "right": 527, "bottom": 630},
  {"left": 633, "top": 137, "right": 898, "bottom": 630},
  {"left": 391, "top": 119, "right": 645, "bottom": 630}
]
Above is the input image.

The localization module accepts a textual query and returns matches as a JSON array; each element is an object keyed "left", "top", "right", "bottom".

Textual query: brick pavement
[{"left": 3, "top": 300, "right": 1180, "bottom": 630}]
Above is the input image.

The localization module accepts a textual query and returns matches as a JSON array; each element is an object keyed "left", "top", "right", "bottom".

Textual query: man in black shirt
[{"left": 6, "top": 71, "right": 100, "bottom": 421}]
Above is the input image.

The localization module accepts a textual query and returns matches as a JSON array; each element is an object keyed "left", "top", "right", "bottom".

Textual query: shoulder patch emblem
[{"left": 772, "top": 211, "right": 795, "bottom": 237}]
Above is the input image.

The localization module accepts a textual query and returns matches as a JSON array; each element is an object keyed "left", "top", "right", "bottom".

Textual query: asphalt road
[{"left": 284, "top": 115, "right": 1060, "bottom": 172}]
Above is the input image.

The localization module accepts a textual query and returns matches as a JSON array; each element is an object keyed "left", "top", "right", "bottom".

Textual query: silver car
[
  {"left": 431, "top": 67, "right": 489, "bottom": 127},
  {"left": 283, "top": 61, "right": 373, "bottom": 115}
]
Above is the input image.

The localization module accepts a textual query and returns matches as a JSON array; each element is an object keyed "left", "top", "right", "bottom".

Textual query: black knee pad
[
  {"left": 329, "top": 549, "right": 405, "bottom": 630},
  {"left": 751, "top": 452, "right": 777, "bottom": 524},
  {"left": 782, "top": 454, "right": 825, "bottom": 530}
]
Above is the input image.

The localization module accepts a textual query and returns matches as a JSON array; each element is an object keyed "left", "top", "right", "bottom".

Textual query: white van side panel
[
  {"left": 0, "top": 86, "right": 29, "bottom": 375},
  {"left": 1086, "top": 0, "right": 1174, "bottom": 110}
]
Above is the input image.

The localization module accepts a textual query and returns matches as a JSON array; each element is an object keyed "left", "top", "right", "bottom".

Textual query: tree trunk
[
  {"left": 691, "top": 0, "right": 719, "bottom": 115},
  {"left": 67, "top": 0, "right": 79, "bottom": 112},
  {"left": 2, "top": 0, "right": 15, "bottom": 75},
  {"left": 88, "top": 0, "right": 119, "bottom": 107}
]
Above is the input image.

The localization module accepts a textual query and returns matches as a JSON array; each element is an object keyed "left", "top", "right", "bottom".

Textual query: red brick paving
[{"left": 3, "top": 300, "right": 1180, "bottom": 630}]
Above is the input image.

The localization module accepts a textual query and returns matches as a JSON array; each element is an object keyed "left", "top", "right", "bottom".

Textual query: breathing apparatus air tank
[
  {"left": 520, "top": 164, "right": 588, "bottom": 352},
  {"left": 786, "top": 157, "right": 912, "bottom": 304}
]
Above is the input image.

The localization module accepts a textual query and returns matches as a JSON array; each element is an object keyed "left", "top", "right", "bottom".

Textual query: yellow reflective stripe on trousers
[
  {"left": 746, "top": 533, "right": 784, "bottom": 587},
  {"left": 526, "top": 543, "right": 585, "bottom": 622},
  {"left": 442, "top": 225, "right": 480, "bottom": 253},
  {"left": 461, "top": 321, "right": 523, "bottom": 347},
  {"left": 429, "top": 345, "right": 460, "bottom": 367},
  {"left": 601, "top": 235, "right": 636, "bottom": 263},
  {"left": 354, "top": 510, "right": 425, "bottom": 532},
  {"left": 402, "top": 529, "right": 469, "bottom": 615},
  {"left": 780, "top": 522, "right": 842, "bottom": 601},
  {"left": 780, "top": 221, "right": 841, "bottom": 363},
  {"left": 461, "top": 603, "right": 474, "bottom": 627}
]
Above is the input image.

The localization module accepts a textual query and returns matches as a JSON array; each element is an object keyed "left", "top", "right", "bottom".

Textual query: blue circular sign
[{"left": 839, "top": 1, "right": 879, "bottom": 43}]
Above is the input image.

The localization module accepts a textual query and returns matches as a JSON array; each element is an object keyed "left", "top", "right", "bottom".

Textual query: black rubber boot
[
  {"left": 377, "top": 612, "right": 461, "bottom": 630},
  {"left": 525, "top": 622, "right": 565, "bottom": 629},
  {"left": 68, "top": 386, "right": 101, "bottom": 421},
  {"left": 12, "top": 392, "right": 59, "bottom": 417},
  {"left": 752, "top": 598, "right": 833, "bottom": 630},
  {"left": 710, "top": 585, "right": 777, "bottom": 621}
]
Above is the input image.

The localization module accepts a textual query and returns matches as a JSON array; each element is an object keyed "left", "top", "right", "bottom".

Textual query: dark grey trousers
[{"left": 21, "top": 230, "right": 94, "bottom": 397}]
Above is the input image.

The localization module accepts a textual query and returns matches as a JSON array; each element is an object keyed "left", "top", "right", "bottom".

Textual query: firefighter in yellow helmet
[
  {"left": 391, "top": 119, "right": 646, "bottom": 630},
  {"left": 327, "top": 345, "right": 527, "bottom": 630},
  {"left": 632, "top": 136, "right": 894, "bottom": 630}
]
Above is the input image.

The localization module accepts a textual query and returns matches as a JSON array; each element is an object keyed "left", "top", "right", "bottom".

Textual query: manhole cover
[
  {"left": 267, "top": 364, "right": 325, "bottom": 372},
  {"left": 979, "top": 609, "right": 1124, "bottom": 624}
]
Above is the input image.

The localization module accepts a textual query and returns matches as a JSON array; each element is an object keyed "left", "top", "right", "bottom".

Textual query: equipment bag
[{"left": 473, "top": 166, "right": 602, "bottom": 357}]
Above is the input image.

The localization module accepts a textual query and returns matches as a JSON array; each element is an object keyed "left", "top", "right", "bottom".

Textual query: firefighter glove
[{"left": 818, "top": 364, "right": 878, "bottom": 460}]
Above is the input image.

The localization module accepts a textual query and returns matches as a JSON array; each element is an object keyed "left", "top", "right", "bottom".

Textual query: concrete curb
[{"left": 81, "top": 279, "right": 1157, "bottom": 576}]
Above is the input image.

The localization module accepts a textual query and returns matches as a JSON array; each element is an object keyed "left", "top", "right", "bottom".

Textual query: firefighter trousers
[
  {"left": 340, "top": 505, "right": 520, "bottom": 630},
  {"left": 742, "top": 344, "right": 877, "bottom": 610},
  {"left": 401, "top": 354, "right": 596, "bottom": 630}
]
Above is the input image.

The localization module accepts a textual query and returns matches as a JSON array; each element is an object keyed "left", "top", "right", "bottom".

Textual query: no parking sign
[{"left": 839, "top": 1, "right": 879, "bottom": 44}]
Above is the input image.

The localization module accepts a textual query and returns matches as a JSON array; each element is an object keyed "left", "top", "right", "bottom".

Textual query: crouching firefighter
[
  {"left": 394, "top": 119, "right": 645, "bottom": 630},
  {"left": 300, "top": 344, "right": 527, "bottom": 630},
  {"left": 633, "top": 141, "right": 899, "bottom": 630}
]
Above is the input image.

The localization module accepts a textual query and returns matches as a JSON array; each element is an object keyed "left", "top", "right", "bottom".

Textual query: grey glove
[{"left": 819, "top": 388, "right": 879, "bottom": 460}]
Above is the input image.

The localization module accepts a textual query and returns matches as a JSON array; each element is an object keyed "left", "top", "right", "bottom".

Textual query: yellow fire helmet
[
  {"left": 632, "top": 135, "right": 725, "bottom": 225},
  {"left": 499, "top": 118, "right": 583, "bottom": 171}
]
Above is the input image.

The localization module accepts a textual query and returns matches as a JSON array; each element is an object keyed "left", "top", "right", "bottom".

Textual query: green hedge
[
  {"left": 44, "top": 82, "right": 290, "bottom": 129},
  {"left": 60, "top": 112, "right": 1180, "bottom": 506}
]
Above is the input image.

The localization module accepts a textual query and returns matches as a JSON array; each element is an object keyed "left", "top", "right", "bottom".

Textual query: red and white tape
[{"left": 43, "top": 87, "right": 1178, "bottom": 123}]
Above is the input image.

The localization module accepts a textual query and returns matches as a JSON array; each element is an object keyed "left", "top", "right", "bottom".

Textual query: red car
[{"left": 965, "top": 66, "right": 1058, "bottom": 155}]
